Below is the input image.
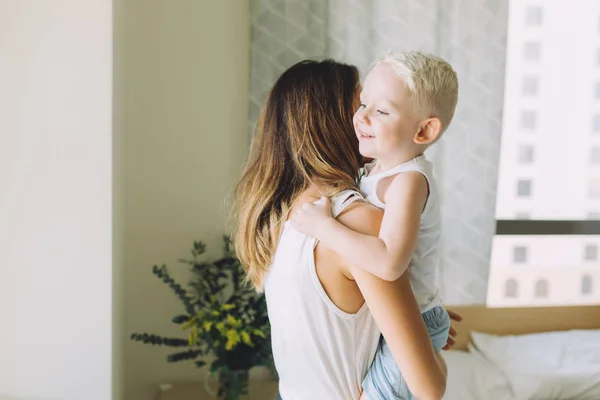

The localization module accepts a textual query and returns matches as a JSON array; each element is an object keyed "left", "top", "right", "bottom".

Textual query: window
[
  {"left": 535, "top": 279, "right": 549, "bottom": 298},
  {"left": 522, "top": 76, "right": 538, "bottom": 96},
  {"left": 517, "top": 179, "right": 532, "bottom": 197},
  {"left": 582, "top": 275, "right": 593, "bottom": 295},
  {"left": 521, "top": 110, "right": 537, "bottom": 130},
  {"left": 525, "top": 6, "right": 543, "bottom": 26},
  {"left": 593, "top": 115, "right": 600, "bottom": 133},
  {"left": 487, "top": 0, "right": 600, "bottom": 308},
  {"left": 505, "top": 279, "right": 519, "bottom": 298},
  {"left": 585, "top": 244, "right": 598, "bottom": 261},
  {"left": 518, "top": 145, "right": 534, "bottom": 164},
  {"left": 513, "top": 246, "right": 528, "bottom": 263},
  {"left": 591, "top": 147, "right": 600, "bottom": 164},
  {"left": 524, "top": 42, "right": 541, "bottom": 61}
]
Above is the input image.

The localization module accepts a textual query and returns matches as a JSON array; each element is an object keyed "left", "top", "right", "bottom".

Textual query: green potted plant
[{"left": 131, "top": 236, "right": 275, "bottom": 400}]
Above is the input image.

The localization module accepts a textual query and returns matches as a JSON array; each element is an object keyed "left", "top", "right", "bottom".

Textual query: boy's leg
[
  {"left": 361, "top": 306, "right": 451, "bottom": 400},
  {"left": 362, "top": 336, "right": 410, "bottom": 400}
]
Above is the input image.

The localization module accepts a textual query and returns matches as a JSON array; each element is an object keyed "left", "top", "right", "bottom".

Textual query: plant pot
[
  {"left": 219, "top": 369, "right": 249, "bottom": 400},
  {"left": 206, "top": 368, "right": 250, "bottom": 400}
]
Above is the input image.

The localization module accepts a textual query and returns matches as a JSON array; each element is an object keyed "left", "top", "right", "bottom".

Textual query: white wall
[
  {"left": 0, "top": 1, "right": 113, "bottom": 399},
  {"left": 116, "top": 2, "right": 250, "bottom": 399}
]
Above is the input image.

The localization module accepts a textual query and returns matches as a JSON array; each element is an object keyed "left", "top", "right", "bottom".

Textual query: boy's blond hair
[{"left": 373, "top": 50, "right": 459, "bottom": 134}]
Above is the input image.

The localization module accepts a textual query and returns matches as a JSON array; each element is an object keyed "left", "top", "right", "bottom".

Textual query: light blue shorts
[{"left": 362, "top": 305, "right": 451, "bottom": 400}]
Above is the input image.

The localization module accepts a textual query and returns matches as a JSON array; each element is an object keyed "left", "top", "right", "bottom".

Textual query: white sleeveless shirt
[
  {"left": 264, "top": 191, "right": 381, "bottom": 400},
  {"left": 359, "top": 155, "right": 443, "bottom": 312}
]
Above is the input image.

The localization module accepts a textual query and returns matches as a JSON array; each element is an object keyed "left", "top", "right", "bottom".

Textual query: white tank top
[
  {"left": 264, "top": 190, "right": 381, "bottom": 400},
  {"left": 359, "top": 155, "right": 442, "bottom": 312}
]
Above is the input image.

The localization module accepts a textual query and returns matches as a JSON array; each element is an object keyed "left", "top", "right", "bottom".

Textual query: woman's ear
[{"left": 414, "top": 117, "right": 442, "bottom": 145}]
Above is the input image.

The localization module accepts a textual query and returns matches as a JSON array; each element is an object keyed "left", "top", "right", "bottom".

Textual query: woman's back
[{"left": 265, "top": 190, "right": 381, "bottom": 400}]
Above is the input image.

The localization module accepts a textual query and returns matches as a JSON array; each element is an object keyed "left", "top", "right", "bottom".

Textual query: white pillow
[
  {"left": 471, "top": 329, "right": 600, "bottom": 400},
  {"left": 442, "top": 349, "right": 515, "bottom": 400}
]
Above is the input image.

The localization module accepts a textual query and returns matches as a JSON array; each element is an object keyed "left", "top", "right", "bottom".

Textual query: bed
[{"left": 442, "top": 305, "right": 600, "bottom": 400}]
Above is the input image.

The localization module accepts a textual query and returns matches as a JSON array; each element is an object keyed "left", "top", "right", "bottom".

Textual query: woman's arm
[
  {"left": 336, "top": 203, "right": 447, "bottom": 400},
  {"left": 353, "top": 268, "right": 447, "bottom": 400}
]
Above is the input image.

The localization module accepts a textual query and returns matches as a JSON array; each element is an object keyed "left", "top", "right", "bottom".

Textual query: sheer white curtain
[{"left": 249, "top": 0, "right": 509, "bottom": 304}]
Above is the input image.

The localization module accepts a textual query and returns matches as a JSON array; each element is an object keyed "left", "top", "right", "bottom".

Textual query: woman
[{"left": 234, "top": 59, "right": 448, "bottom": 400}]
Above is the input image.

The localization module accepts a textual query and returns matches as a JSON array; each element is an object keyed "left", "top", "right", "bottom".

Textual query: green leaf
[
  {"left": 172, "top": 314, "right": 191, "bottom": 324},
  {"left": 130, "top": 238, "right": 273, "bottom": 372},
  {"left": 193, "top": 241, "right": 206, "bottom": 254},
  {"left": 130, "top": 333, "right": 189, "bottom": 348},
  {"left": 167, "top": 349, "right": 203, "bottom": 363}
]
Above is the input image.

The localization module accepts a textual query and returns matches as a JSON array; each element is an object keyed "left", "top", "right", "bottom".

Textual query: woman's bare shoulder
[{"left": 336, "top": 200, "right": 383, "bottom": 237}]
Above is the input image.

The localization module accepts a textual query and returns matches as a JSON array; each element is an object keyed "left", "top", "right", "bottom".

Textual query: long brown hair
[{"left": 234, "top": 59, "right": 362, "bottom": 290}]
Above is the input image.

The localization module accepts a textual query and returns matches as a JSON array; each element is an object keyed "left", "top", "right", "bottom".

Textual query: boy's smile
[{"left": 353, "top": 63, "right": 423, "bottom": 169}]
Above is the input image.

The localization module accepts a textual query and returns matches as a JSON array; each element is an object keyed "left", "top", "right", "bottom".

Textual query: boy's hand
[
  {"left": 442, "top": 309, "right": 463, "bottom": 350},
  {"left": 291, "top": 196, "right": 333, "bottom": 238}
]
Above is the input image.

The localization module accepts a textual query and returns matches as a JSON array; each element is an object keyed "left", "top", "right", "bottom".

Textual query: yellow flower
[
  {"left": 226, "top": 314, "right": 240, "bottom": 327},
  {"left": 222, "top": 303, "right": 235, "bottom": 311},
  {"left": 203, "top": 321, "right": 213, "bottom": 332},
  {"left": 216, "top": 322, "right": 226, "bottom": 333},
  {"left": 211, "top": 310, "right": 220, "bottom": 316},
  {"left": 181, "top": 316, "right": 196, "bottom": 331},
  {"left": 225, "top": 329, "right": 240, "bottom": 351},
  {"left": 253, "top": 329, "right": 266, "bottom": 338},
  {"left": 188, "top": 328, "right": 199, "bottom": 346},
  {"left": 241, "top": 331, "right": 253, "bottom": 346}
]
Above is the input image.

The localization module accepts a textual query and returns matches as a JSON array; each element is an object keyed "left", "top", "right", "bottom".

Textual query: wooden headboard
[{"left": 447, "top": 305, "right": 600, "bottom": 350}]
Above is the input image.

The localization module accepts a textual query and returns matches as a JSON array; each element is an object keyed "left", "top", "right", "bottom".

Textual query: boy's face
[{"left": 353, "top": 63, "right": 422, "bottom": 161}]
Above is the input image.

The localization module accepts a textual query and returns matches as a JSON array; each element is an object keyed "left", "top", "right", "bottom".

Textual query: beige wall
[
  {"left": 115, "top": 2, "right": 250, "bottom": 399},
  {"left": 0, "top": 1, "right": 113, "bottom": 399}
]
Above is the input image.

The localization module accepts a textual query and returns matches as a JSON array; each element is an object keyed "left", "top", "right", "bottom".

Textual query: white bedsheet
[
  {"left": 471, "top": 329, "right": 600, "bottom": 400},
  {"left": 443, "top": 329, "right": 600, "bottom": 400},
  {"left": 442, "top": 349, "right": 514, "bottom": 400}
]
